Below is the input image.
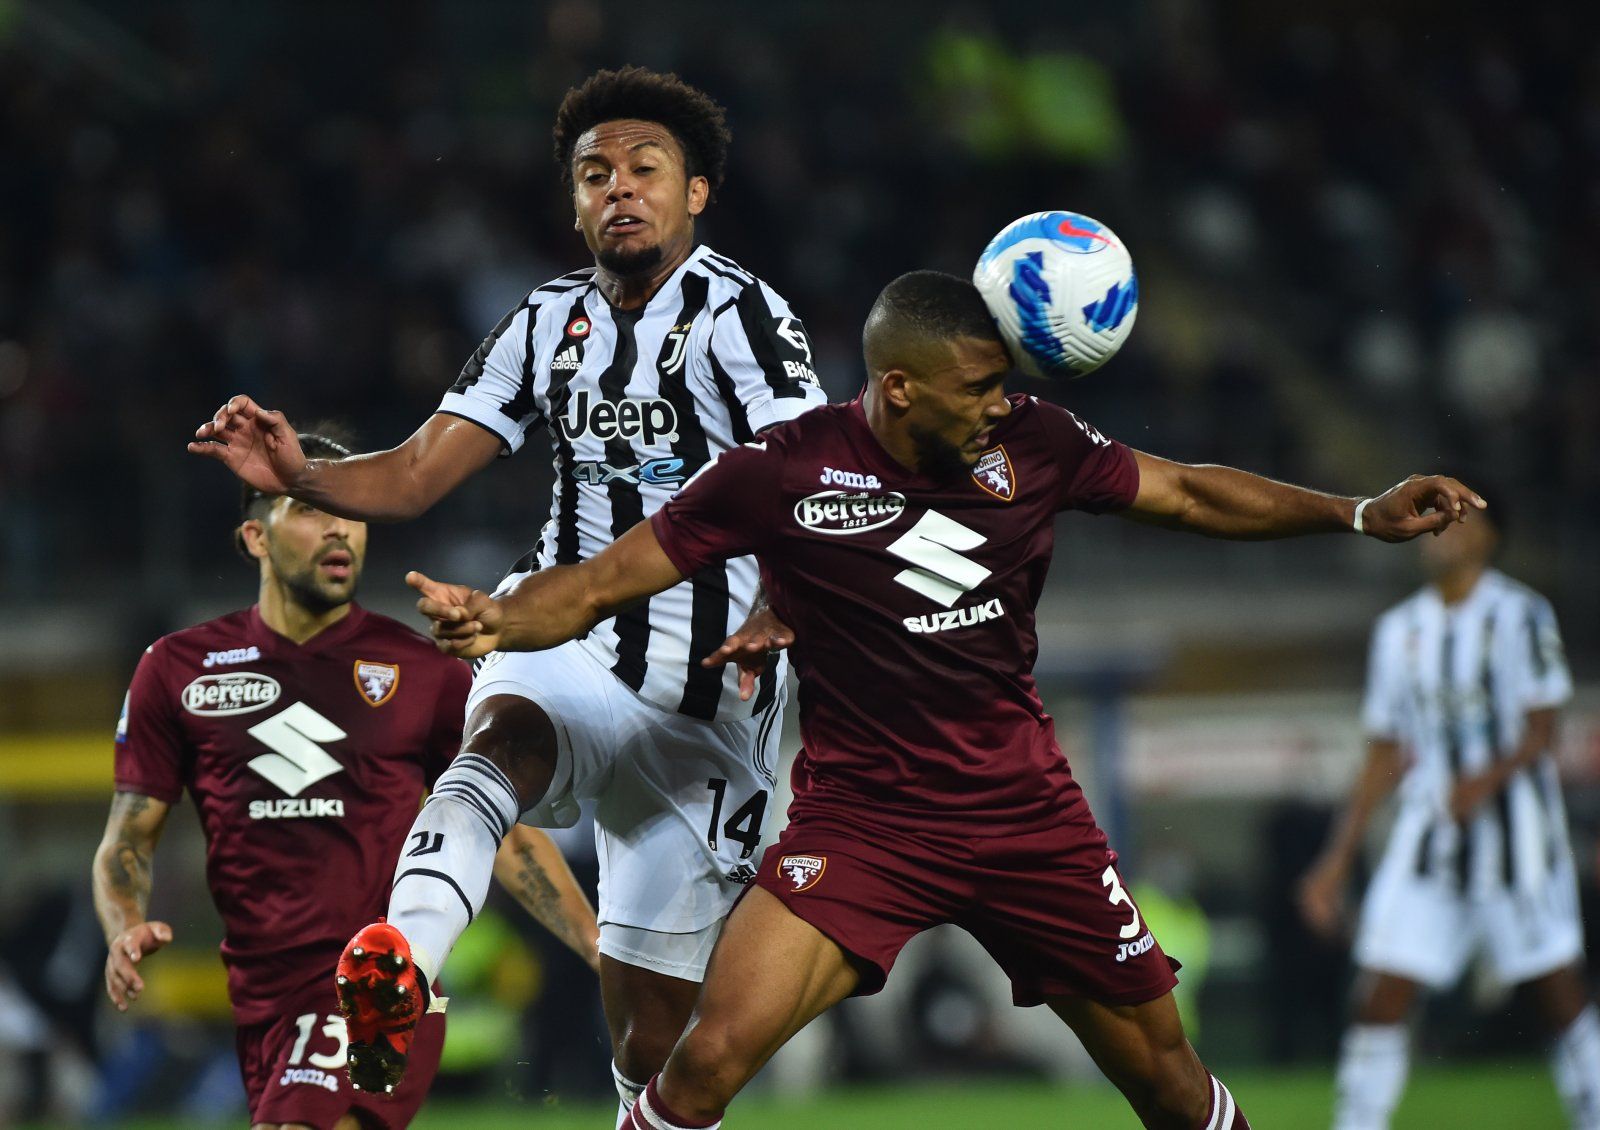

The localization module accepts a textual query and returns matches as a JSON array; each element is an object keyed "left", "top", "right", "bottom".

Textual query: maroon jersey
[
  {"left": 652, "top": 394, "right": 1139, "bottom": 835},
  {"left": 113, "top": 604, "right": 471, "bottom": 1024}
]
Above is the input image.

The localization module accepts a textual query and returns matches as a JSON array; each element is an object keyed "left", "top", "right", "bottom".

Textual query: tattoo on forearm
[{"left": 512, "top": 844, "right": 584, "bottom": 951}]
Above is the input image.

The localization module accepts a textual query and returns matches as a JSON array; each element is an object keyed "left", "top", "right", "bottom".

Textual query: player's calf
[{"left": 335, "top": 921, "right": 427, "bottom": 1094}]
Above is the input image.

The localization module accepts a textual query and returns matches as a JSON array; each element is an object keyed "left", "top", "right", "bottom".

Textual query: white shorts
[
  {"left": 1355, "top": 818, "right": 1585, "bottom": 989},
  {"left": 468, "top": 640, "right": 784, "bottom": 943}
]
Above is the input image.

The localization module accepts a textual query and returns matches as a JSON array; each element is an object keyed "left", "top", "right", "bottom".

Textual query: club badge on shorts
[
  {"left": 779, "top": 854, "right": 827, "bottom": 892},
  {"left": 354, "top": 661, "right": 399, "bottom": 707},
  {"left": 972, "top": 445, "right": 1015, "bottom": 502}
]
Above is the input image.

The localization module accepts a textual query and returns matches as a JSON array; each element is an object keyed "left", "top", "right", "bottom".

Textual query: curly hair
[{"left": 552, "top": 66, "right": 731, "bottom": 197}]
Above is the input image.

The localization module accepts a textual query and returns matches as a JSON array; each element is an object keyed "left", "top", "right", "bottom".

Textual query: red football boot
[{"left": 335, "top": 920, "right": 426, "bottom": 1094}]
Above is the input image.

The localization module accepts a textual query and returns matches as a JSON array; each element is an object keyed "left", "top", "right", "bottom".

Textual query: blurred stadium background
[{"left": 2, "top": 0, "right": 1597, "bottom": 1126}]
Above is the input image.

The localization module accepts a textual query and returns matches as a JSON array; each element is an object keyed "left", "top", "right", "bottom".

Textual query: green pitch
[
  {"left": 416, "top": 1064, "right": 1567, "bottom": 1129},
  {"left": 66, "top": 1062, "right": 1566, "bottom": 1128}
]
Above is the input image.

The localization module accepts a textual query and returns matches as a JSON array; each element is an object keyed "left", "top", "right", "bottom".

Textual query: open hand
[
  {"left": 188, "top": 395, "right": 306, "bottom": 494},
  {"left": 1295, "top": 859, "right": 1347, "bottom": 942},
  {"left": 1362, "top": 475, "right": 1486, "bottom": 542},
  {"left": 1449, "top": 770, "right": 1502, "bottom": 822},
  {"left": 105, "top": 920, "right": 173, "bottom": 1011},
  {"left": 701, "top": 605, "right": 795, "bottom": 701},
  {"left": 408, "top": 571, "right": 503, "bottom": 659}
]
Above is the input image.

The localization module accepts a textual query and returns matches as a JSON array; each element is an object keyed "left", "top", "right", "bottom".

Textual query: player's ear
[
  {"left": 686, "top": 175, "right": 709, "bottom": 217},
  {"left": 881, "top": 369, "right": 914, "bottom": 411},
  {"left": 236, "top": 519, "right": 269, "bottom": 561}
]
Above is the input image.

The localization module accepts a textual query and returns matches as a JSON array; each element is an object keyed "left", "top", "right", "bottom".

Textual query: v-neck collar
[{"left": 249, "top": 602, "right": 368, "bottom": 655}]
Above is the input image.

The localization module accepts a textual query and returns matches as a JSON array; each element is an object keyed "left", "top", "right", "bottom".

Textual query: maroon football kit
[
  {"left": 114, "top": 603, "right": 470, "bottom": 1128},
  {"left": 652, "top": 394, "right": 1180, "bottom": 1006}
]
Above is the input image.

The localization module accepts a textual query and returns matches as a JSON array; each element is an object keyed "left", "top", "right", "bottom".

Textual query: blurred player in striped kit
[{"left": 1300, "top": 490, "right": 1600, "bottom": 1129}]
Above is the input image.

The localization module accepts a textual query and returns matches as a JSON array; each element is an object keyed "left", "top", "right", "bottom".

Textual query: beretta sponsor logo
[
  {"left": 794, "top": 490, "right": 906, "bottom": 535},
  {"left": 182, "top": 672, "right": 281, "bottom": 717}
]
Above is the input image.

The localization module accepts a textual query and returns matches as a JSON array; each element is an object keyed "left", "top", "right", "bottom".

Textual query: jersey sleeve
[
  {"left": 1360, "top": 616, "right": 1404, "bottom": 740},
  {"left": 650, "top": 440, "right": 784, "bottom": 576},
  {"left": 709, "top": 281, "right": 827, "bottom": 434},
  {"left": 437, "top": 299, "right": 543, "bottom": 454},
  {"left": 113, "top": 644, "right": 187, "bottom": 804},
  {"left": 1032, "top": 398, "right": 1140, "bottom": 512},
  {"left": 423, "top": 656, "right": 472, "bottom": 788},
  {"left": 1504, "top": 594, "right": 1573, "bottom": 712}
]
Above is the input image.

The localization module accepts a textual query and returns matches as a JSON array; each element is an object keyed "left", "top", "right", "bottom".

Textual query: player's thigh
[
  {"left": 1353, "top": 851, "right": 1474, "bottom": 991},
  {"left": 593, "top": 692, "right": 784, "bottom": 935},
  {"left": 467, "top": 642, "right": 624, "bottom": 827},
  {"left": 673, "top": 886, "right": 861, "bottom": 1090},
  {"left": 600, "top": 925, "right": 720, "bottom": 1079},
  {"left": 1047, "top": 990, "right": 1208, "bottom": 1114}
]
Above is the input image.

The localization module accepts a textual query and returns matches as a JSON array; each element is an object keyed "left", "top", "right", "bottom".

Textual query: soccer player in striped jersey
[
  {"left": 190, "top": 68, "right": 824, "bottom": 1118},
  {"left": 1300, "top": 496, "right": 1600, "bottom": 1130}
]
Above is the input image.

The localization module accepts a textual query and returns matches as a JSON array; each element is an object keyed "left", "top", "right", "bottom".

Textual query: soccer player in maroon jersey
[
  {"left": 401, "top": 272, "right": 1487, "bottom": 1130},
  {"left": 91, "top": 432, "right": 601, "bottom": 1130}
]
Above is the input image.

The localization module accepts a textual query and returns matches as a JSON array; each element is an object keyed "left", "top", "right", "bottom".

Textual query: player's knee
[
  {"left": 459, "top": 695, "right": 559, "bottom": 807},
  {"left": 1120, "top": 1043, "right": 1209, "bottom": 1125},
  {"left": 668, "top": 1021, "right": 757, "bottom": 1110},
  {"left": 615, "top": 1023, "right": 678, "bottom": 1083}
]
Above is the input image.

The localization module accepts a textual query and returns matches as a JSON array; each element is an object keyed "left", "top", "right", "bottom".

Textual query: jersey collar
[{"left": 249, "top": 602, "right": 369, "bottom": 655}]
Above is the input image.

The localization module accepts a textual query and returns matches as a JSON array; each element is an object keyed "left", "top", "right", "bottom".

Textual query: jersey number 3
[{"left": 887, "top": 511, "right": 991, "bottom": 607}]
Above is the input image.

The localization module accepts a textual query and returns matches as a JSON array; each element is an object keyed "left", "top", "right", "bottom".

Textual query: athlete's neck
[
  {"left": 594, "top": 238, "right": 694, "bottom": 311},
  {"left": 258, "top": 577, "right": 352, "bottom": 645},
  {"left": 862, "top": 384, "right": 920, "bottom": 472},
  {"left": 1433, "top": 563, "right": 1488, "bottom": 607}
]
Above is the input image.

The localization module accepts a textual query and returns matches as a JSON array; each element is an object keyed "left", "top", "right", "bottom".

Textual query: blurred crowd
[{"left": 1, "top": 1, "right": 1595, "bottom": 627}]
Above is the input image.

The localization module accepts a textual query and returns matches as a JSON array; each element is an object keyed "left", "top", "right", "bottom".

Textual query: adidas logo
[{"left": 551, "top": 345, "right": 582, "bottom": 371}]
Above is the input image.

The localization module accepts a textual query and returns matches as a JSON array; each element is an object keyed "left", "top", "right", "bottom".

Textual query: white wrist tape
[{"left": 1353, "top": 497, "right": 1373, "bottom": 534}]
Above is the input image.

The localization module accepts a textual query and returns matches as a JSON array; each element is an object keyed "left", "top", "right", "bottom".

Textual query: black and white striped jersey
[
  {"left": 1363, "top": 569, "right": 1574, "bottom": 896},
  {"left": 438, "top": 245, "right": 826, "bottom": 722}
]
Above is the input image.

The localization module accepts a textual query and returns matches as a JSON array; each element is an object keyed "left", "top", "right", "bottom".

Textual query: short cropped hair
[
  {"left": 863, "top": 271, "right": 1002, "bottom": 360},
  {"left": 552, "top": 66, "right": 732, "bottom": 196},
  {"left": 234, "top": 429, "right": 355, "bottom": 557}
]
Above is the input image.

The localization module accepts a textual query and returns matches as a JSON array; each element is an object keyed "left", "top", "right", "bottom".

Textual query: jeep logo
[
  {"left": 794, "top": 491, "right": 907, "bottom": 536},
  {"left": 182, "top": 672, "right": 281, "bottom": 716},
  {"left": 559, "top": 389, "right": 678, "bottom": 445}
]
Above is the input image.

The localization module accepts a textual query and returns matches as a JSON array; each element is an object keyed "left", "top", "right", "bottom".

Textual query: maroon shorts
[
  {"left": 235, "top": 989, "right": 445, "bottom": 1130},
  {"left": 755, "top": 809, "right": 1180, "bottom": 1007}
]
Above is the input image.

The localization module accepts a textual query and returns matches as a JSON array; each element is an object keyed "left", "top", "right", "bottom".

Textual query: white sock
[
  {"left": 1552, "top": 1005, "right": 1600, "bottom": 1130},
  {"left": 387, "top": 753, "right": 520, "bottom": 985},
  {"left": 1332, "top": 1023, "right": 1409, "bottom": 1130},
  {"left": 615, "top": 1061, "right": 646, "bottom": 1130}
]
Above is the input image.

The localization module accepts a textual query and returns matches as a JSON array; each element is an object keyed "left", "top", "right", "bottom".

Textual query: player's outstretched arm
[
  {"left": 410, "top": 519, "right": 688, "bottom": 658},
  {"left": 189, "top": 398, "right": 502, "bottom": 522},
  {"left": 1124, "top": 453, "right": 1485, "bottom": 542},
  {"left": 1296, "top": 738, "right": 1403, "bottom": 940},
  {"left": 91, "top": 790, "right": 174, "bottom": 1011},
  {"left": 493, "top": 826, "right": 601, "bottom": 974}
]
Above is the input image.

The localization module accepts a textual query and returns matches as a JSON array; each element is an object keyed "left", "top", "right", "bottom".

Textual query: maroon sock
[
  {"left": 1199, "top": 1074, "right": 1250, "bottom": 1129},
  {"left": 627, "top": 1075, "right": 722, "bottom": 1129}
]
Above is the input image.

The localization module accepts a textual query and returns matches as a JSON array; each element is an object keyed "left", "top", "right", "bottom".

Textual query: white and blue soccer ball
[{"left": 972, "top": 210, "right": 1139, "bottom": 379}]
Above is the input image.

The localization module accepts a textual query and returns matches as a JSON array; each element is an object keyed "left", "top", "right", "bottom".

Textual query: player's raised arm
[
  {"left": 1123, "top": 453, "right": 1485, "bottom": 542},
  {"left": 91, "top": 790, "right": 174, "bottom": 1011},
  {"left": 410, "top": 519, "right": 688, "bottom": 658},
  {"left": 190, "top": 398, "right": 502, "bottom": 523}
]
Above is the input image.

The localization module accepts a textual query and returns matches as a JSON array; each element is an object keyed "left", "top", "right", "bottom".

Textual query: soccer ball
[{"left": 972, "top": 210, "right": 1139, "bottom": 378}]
